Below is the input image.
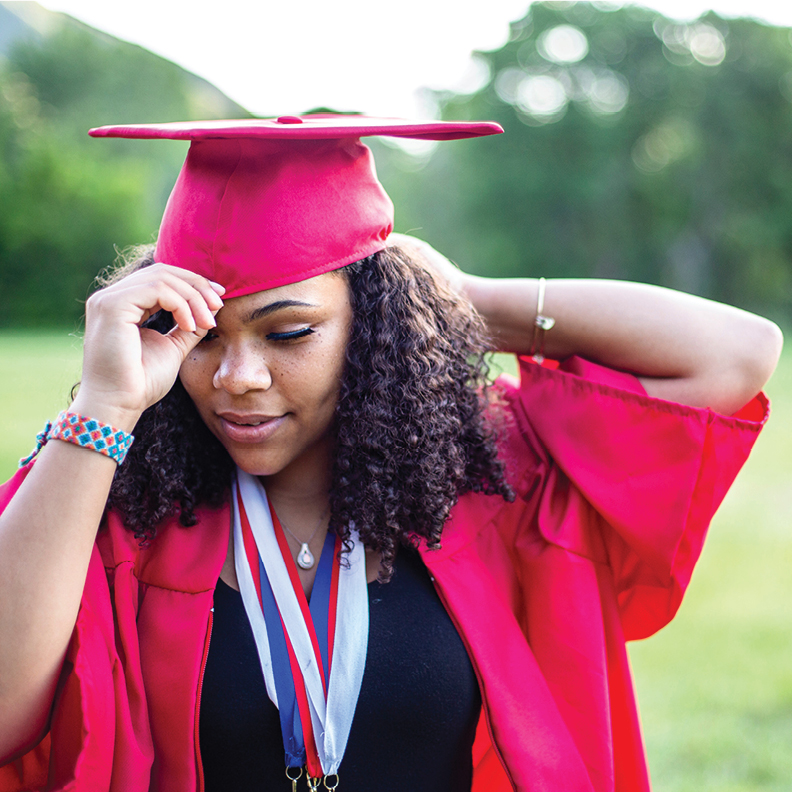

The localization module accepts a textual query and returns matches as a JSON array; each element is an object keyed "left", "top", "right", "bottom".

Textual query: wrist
[
  {"left": 68, "top": 395, "right": 142, "bottom": 435},
  {"left": 20, "top": 409, "right": 135, "bottom": 468}
]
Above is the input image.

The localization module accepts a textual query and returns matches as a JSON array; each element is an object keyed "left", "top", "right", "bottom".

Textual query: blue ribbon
[{"left": 257, "top": 531, "right": 338, "bottom": 769}]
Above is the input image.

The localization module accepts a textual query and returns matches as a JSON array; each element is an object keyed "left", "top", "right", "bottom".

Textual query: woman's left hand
[{"left": 388, "top": 233, "right": 468, "bottom": 296}]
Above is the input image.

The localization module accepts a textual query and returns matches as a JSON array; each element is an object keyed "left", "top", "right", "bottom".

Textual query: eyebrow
[{"left": 245, "top": 299, "right": 317, "bottom": 323}]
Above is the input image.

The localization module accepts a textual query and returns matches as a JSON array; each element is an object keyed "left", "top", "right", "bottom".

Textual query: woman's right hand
[
  {"left": 0, "top": 264, "right": 225, "bottom": 759},
  {"left": 72, "top": 264, "right": 225, "bottom": 430}
]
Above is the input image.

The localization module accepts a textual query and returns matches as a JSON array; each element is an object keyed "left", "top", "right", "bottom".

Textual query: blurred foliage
[
  {"left": 0, "top": 10, "right": 248, "bottom": 327},
  {"left": 375, "top": 2, "right": 792, "bottom": 323},
  {"left": 3, "top": 2, "right": 792, "bottom": 325}
]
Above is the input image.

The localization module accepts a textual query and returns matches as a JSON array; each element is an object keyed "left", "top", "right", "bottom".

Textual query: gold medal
[{"left": 285, "top": 766, "right": 302, "bottom": 792}]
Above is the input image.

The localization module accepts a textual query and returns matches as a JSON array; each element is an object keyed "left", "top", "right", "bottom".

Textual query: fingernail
[{"left": 209, "top": 280, "right": 226, "bottom": 295}]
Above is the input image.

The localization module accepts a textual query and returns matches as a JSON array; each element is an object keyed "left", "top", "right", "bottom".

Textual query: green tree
[
  {"left": 0, "top": 14, "right": 249, "bottom": 327},
  {"left": 377, "top": 2, "right": 792, "bottom": 322}
]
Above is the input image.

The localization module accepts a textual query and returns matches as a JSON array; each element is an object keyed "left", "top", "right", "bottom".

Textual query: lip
[{"left": 217, "top": 412, "right": 287, "bottom": 444}]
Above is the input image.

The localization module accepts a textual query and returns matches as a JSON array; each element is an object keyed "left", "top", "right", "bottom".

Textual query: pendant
[{"left": 297, "top": 542, "right": 315, "bottom": 570}]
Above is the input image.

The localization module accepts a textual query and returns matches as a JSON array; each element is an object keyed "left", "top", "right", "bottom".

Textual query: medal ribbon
[{"left": 233, "top": 470, "right": 368, "bottom": 776}]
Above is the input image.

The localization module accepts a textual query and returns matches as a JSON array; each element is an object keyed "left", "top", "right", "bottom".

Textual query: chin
[{"left": 229, "top": 454, "right": 285, "bottom": 478}]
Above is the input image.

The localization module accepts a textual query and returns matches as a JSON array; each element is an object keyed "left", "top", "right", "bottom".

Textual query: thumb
[{"left": 166, "top": 325, "right": 209, "bottom": 361}]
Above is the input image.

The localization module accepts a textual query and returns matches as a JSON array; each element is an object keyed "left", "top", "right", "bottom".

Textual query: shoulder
[{"left": 97, "top": 499, "right": 231, "bottom": 593}]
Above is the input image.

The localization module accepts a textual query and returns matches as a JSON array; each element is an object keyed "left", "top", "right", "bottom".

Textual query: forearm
[
  {"left": 465, "top": 275, "right": 783, "bottom": 413},
  {"left": 0, "top": 413, "right": 132, "bottom": 757}
]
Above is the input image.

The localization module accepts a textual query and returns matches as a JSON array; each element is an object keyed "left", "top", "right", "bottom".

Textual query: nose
[{"left": 212, "top": 346, "right": 272, "bottom": 394}]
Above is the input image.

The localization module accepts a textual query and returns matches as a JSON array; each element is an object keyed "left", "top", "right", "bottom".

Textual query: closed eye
[{"left": 266, "top": 327, "right": 315, "bottom": 341}]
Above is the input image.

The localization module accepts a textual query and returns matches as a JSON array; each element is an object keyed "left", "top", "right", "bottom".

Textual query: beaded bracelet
[{"left": 19, "top": 410, "right": 134, "bottom": 467}]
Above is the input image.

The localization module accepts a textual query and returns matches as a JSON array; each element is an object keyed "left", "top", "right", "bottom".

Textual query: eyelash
[
  {"left": 198, "top": 327, "right": 315, "bottom": 344},
  {"left": 266, "top": 327, "right": 315, "bottom": 341}
]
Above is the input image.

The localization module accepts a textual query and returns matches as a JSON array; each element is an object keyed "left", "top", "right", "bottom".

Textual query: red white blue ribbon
[{"left": 233, "top": 470, "right": 369, "bottom": 776}]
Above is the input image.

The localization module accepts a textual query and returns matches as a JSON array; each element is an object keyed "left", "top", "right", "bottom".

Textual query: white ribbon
[{"left": 233, "top": 469, "right": 369, "bottom": 774}]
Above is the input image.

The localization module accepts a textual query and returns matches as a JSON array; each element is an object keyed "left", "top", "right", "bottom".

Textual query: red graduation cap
[{"left": 89, "top": 115, "right": 503, "bottom": 298}]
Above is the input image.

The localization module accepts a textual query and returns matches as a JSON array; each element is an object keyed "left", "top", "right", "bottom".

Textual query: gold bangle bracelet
[{"left": 529, "top": 277, "right": 556, "bottom": 363}]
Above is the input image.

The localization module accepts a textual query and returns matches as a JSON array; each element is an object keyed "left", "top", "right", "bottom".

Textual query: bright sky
[{"left": 35, "top": 0, "right": 792, "bottom": 118}]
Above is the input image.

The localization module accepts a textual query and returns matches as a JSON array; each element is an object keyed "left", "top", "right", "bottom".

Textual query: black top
[{"left": 199, "top": 547, "right": 482, "bottom": 792}]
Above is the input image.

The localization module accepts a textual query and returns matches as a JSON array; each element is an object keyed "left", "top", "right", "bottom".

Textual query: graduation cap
[{"left": 89, "top": 115, "right": 503, "bottom": 298}]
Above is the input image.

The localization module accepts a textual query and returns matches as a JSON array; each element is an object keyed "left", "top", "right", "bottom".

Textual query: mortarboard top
[{"left": 89, "top": 115, "right": 504, "bottom": 298}]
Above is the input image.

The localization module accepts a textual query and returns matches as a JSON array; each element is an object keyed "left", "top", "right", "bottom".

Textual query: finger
[
  {"left": 153, "top": 265, "right": 226, "bottom": 310},
  {"left": 90, "top": 268, "right": 225, "bottom": 342},
  {"left": 122, "top": 264, "right": 226, "bottom": 317},
  {"left": 136, "top": 271, "right": 222, "bottom": 330},
  {"left": 149, "top": 283, "right": 203, "bottom": 333},
  {"left": 94, "top": 280, "right": 205, "bottom": 336},
  {"left": 164, "top": 323, "right": 209, "bottom": 361}
]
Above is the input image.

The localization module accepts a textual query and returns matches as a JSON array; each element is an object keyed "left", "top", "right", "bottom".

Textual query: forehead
[{"left": 217, "top": 270, "right": 349, "bottom": 320}]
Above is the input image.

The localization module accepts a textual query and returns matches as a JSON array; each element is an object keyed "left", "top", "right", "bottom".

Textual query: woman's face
[{"left": 179, "top": 271, "right": 353, "bottom": 481}]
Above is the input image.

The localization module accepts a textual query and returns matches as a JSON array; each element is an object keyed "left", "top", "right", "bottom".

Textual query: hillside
[
  {"left": 0, "top": 2, "right": 247, "bottom": 121},
  {"left": 0, "top": 1, "right": 251, "bottom": 327}
]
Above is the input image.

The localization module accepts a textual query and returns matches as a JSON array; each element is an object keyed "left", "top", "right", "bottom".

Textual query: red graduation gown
[{"left": 0, "top": 356, "right": 768, "bottom": 791}]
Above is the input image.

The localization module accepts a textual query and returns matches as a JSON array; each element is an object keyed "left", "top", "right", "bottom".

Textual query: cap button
[{"left": 276, "top": 116, "right": 304, "bottom": 124}]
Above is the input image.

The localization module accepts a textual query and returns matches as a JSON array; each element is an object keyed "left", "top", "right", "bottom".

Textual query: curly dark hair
[{"left": 101, "top": 244, "right": 513, "bottom": 577}]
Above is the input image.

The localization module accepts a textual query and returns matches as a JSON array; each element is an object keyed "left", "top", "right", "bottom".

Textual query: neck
[{"left": 258, "top": 436, "right": 333, "bottom": 538}]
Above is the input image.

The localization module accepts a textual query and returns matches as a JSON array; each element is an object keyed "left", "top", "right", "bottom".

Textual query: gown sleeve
[
  {"left": 500, "top": 355, "right": 768, "bottom": 640},
  {"left": 0, "top": 462, "right": 140, "bottom": 792}
]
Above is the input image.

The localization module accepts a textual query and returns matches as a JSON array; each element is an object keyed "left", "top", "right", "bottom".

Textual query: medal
[{"left": 233, "top": 470, "right": 369, "bottom": 785}]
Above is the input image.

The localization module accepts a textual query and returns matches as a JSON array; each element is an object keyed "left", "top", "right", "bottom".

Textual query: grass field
[
  {"left": 629, "top": 350, "right": 792, "bottom": 791},
  {"left": 0, "top": 332, "right": 84, "bottom": 475},
  {"left": 1, "top": 332, "right": 790, "bottom": 790}
]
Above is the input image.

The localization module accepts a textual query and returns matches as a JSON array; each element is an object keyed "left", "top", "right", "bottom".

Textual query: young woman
[{"left": 0, "top": 117, "right": 783, "bottom": 792}]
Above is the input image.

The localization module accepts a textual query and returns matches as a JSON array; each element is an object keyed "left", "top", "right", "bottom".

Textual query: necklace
[{"left": 278, "top": 506, "right": 329, "bottom": 569}]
